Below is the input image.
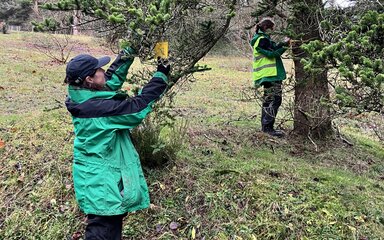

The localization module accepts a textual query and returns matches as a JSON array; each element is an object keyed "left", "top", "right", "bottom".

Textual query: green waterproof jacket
[
  {"left": 65, "top": 48, "right": 169, "bottom": 216},
  {"left": 250, "top": 31, "right": 288, "bottom": 86}
]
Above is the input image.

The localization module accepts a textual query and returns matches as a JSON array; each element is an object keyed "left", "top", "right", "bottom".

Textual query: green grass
[{"left": 0, "top": 32, "right": 383, "bottom": 240}]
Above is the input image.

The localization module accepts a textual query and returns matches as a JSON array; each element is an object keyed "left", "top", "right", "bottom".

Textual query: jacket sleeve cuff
[
  {"left": 123, "top": 47, "right": 136, "bottom": 55},
  {"left": 276, "top": 47, "right": 287, "bottom": 55},
  {"left": 153, "top": 72, "right": 168, "bottom": 83},
  {"left": 276, "top": 42, "right": 288, "bottom": 48}
]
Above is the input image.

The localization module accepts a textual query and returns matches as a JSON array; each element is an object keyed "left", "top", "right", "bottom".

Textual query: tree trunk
[
  {"left": 292, "top": 57, "right": 332, "bottom": 139},
  {"left": 291, "top": 0, "right": 333, "bottom": 139},
  {"left": 33, "top": 0, "right": 39, "bottom": 15},
  {"left": 72, "top": 10, "right": 79, "bottom": 35}
]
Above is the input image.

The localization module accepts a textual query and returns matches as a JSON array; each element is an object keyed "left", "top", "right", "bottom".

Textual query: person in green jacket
[
  {"left": 250, "top": 17, "right": 290, "bottom": 137},
  {"left": 64, "top": 47, "right": 171, "bottom": 240}
]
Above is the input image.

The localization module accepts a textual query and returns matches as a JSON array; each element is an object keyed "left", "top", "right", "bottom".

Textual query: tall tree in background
[
  {"left": 0, "top": 0, "right": 32, "bottom": 31},
  {"left": 32, "top": 0, "right": 39, "bottom": 15},
  {"left": 290, "top": 0, "right": 332, "bottom": 139},
  {"left": 30, "top": 0, "right": 82, "bottom": 34}
]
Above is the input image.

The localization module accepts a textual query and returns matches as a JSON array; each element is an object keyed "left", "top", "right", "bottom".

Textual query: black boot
[{"left": 262, "top": 125, "right": 284, "bottom": 138}]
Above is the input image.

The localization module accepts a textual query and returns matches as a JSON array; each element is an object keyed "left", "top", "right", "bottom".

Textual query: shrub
[{"left": 132, "top": 114, "right": 188, "bottom": 168}]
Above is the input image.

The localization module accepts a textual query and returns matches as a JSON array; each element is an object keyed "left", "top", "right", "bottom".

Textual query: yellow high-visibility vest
[{"left": 252, "top": 36, "right": 277, "bottom": 82}]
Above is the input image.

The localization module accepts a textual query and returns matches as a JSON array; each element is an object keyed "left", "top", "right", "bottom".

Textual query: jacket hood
[{"left": 250, "top": 30, "right": 270, "bottom": 47}]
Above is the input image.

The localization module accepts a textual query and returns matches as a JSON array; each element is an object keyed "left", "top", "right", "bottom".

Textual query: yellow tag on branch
[{"left": 154, "top": 41, "right": 169, "bottom": 59}]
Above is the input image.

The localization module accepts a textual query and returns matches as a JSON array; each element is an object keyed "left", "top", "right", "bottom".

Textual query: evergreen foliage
[
  {"left": 302, "top": 10, "right": 384, "bottom": 113},
  {"left": 0, "top": 0, "right": 32, "bottom": 26},
  {"left": 34, "top": 0, "right": 237, "bottom": 83}
]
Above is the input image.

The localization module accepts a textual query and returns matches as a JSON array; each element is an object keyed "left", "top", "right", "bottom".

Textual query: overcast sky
[{"left": 334, "top": 0, "right": 354, "bottom": 7}]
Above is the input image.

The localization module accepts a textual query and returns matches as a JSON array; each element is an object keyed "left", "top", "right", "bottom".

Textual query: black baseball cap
[{"left": 65, "top": 54, "right": 111, "bottom": 85}]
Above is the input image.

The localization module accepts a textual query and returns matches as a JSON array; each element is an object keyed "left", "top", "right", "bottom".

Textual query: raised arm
[
  {"left": 256, "top": 38, "right": 287, "bottom": 58},
  {"left": 104, "top": 48, "right": 135, "bottom": 91}
]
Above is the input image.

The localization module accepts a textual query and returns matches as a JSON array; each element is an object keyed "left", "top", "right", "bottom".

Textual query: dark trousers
[
  {"left": 261, "top": 81, "right": 282, "bottom": 131},
  {"left": 85, "top": 214, "right": 125, "bottom": 240}
]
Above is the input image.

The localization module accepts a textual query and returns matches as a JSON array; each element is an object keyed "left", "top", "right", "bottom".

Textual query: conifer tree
[
  {"left": 290, "top": 0, "right": 333, "bottom": 139},
  {"left": 303, "top": 9, "right": 384, "bottom": 113}
]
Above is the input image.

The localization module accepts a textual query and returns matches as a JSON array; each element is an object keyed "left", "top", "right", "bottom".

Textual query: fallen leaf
[
  {"left": 169, "top": 221, "right": 179, "bottom": 230},
  {"left": 17, "top": 173, "right": 25, "bottom": 182},
  {"left": 237, "top": 181, "right": 245, "bottom": 189},
  {"left": 191, "top": 227, "right": 196, "bottom": 239},
  {"left": 0, "top": 140, "right": 4, "bottom": 149},
  {"left": 72, "top": 231, "right": 82, "bottom": 240},
  {"left": 59, "top": 205, "right": 68, "bottom": 213},
  {"left": 354, "top": 215, "right": 365, "bottom": 223},
  {"left": 348, "top": 225, "right": 356, "bottom": 232},
  {"left": 50, "top": 199, "right": 57, "bottom": 206},
  {"left": 155, "top": 224, "right": 163, "bottom": 233},
  {"left": 322, "top": 209, "right": 331, "bottom": 216},
  {"left": 150, "top": 203, "right": 159, "bottom": 209}
]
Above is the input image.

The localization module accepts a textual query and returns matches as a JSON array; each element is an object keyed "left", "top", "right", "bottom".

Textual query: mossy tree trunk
[{"left": 291, "top": 0, "right": 333, "bottom": 139}]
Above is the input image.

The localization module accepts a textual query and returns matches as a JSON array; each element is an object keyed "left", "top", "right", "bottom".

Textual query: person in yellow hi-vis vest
[{"left": 250, "top": 17, "right": 291, "bottom": 137}]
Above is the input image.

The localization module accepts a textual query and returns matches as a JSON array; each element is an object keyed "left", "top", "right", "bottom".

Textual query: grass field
[{"left": 0, "top": 32, "right": 383, "bottom": 240}]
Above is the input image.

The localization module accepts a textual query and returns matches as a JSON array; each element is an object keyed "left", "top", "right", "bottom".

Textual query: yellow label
[{"left": 154, "top": 41, "right": 169, "bottom": 59}]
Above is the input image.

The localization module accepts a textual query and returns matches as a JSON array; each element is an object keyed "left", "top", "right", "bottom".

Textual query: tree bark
[
  {"left": 72, "top": 10, "right": 79, "bottom": 35},
  {"left": 291, "top": 0, "right": 333, "bottom": 139},
  {"left": 33, "top": 0, "right": 39, "bottom": 15},
  {"left": 292, "top": 57, "right": 332, "bottom": 139}
]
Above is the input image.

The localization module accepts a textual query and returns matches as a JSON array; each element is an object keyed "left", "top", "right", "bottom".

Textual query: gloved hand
[
  {"left": 283, "top": 37, "right": 292, "bottom": 46},
  {"left": 157, "top": 58, "right": 171, "bottom": 76}
]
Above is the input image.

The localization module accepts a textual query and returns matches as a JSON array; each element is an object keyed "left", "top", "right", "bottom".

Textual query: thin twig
[{"left": 307, "top": 133, "right": 319, "bottom": 152}]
